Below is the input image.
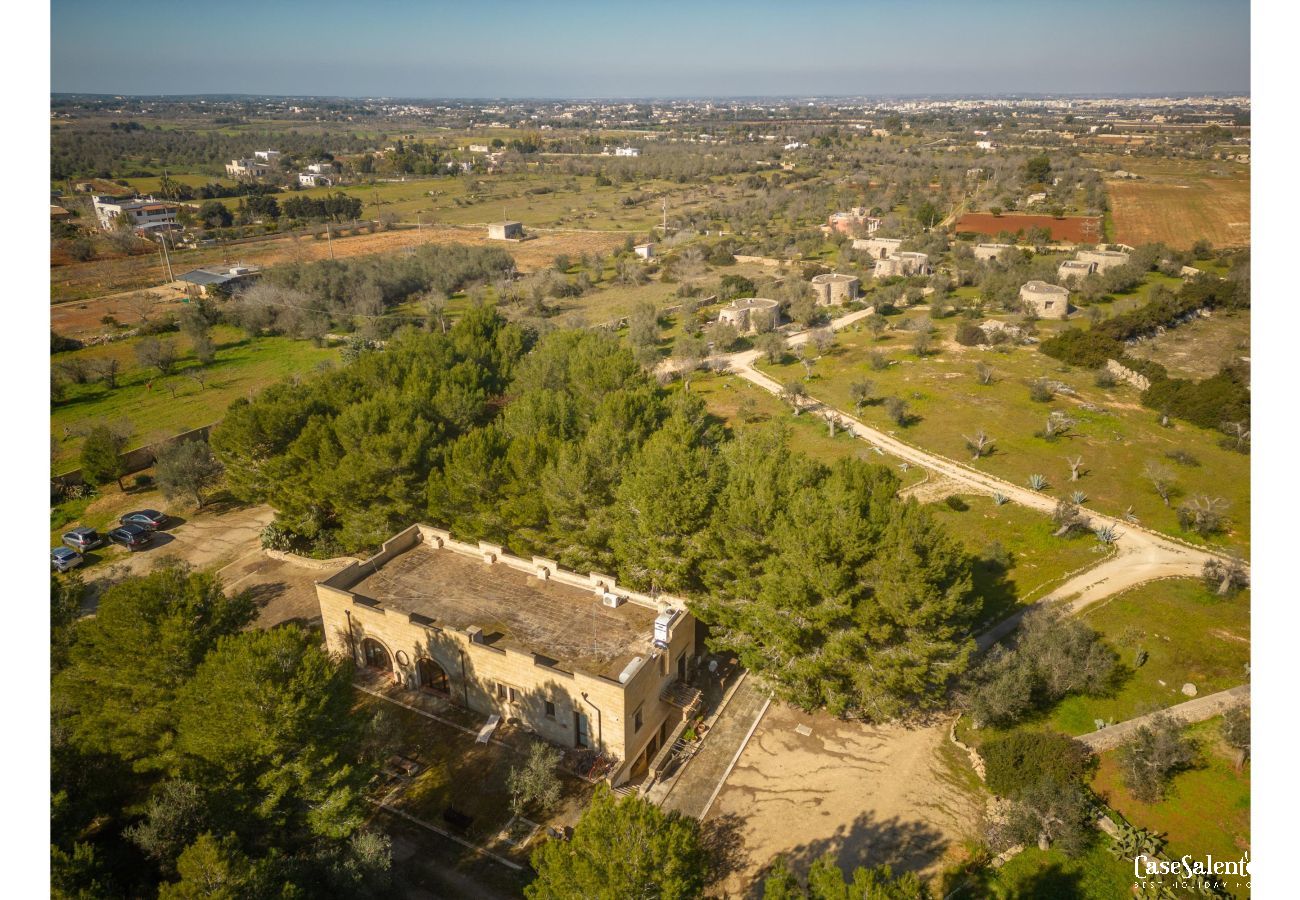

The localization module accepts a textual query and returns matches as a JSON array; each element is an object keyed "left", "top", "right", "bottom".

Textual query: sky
[{"left": 51, "top": 0, "right": 1250, "bottom": 98}]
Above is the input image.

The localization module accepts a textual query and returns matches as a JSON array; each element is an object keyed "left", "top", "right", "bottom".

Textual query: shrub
[
  {"left": 1028, "top": 379, "right": 1054, "bottom": 403},
  {"left": 981, "top": 731, "right": 1093, "bottom": 799},
  {"left": 954, "top": 322, "right": 987, "bottom": 346},
  {"left": 1118, "top": 715, "right": 1195, "bottom": 803}
]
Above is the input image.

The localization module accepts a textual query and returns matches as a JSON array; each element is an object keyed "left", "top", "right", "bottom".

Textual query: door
[
  {"left": 677, "top": 652, "right": 687, "bottom": 681},
  {"left": 575, "top": 711, "right": 591, "bottom": 749},
  {"left": 417, "top": 657, "right": 449, "bottom": 695}
]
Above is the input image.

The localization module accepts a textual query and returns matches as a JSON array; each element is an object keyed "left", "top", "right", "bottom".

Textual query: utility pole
[
  {"left": 159, "top": 230, "right": 174, "bottom": 282},
  {"left": 326, "top": 222, "right": 335, "bottom": 260}
]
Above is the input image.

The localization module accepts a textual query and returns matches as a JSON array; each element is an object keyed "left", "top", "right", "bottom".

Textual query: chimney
[{"left": 466, "top": 626, "right": 483, "bottom": 644}]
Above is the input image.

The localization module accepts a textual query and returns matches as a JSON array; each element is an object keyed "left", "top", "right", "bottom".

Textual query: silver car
[{"left": 52, "top": 546, "right": 83, "bottom": 572}]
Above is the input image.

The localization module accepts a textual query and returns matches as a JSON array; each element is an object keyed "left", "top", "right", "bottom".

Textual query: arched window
[
  {"left": 417, "top": 657, "right": 449, "bottom": 695},
  {"left": 360, "top": 638, "right": 391, "bottom": 672}
]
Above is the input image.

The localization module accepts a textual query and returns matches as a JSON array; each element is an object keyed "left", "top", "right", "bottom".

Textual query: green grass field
[
  {"left": 1092, "top": 718, "right": 1250, "bottom": 896},
  {"left": 52, "top": 325, "right": 339, "bottom": 471},
  {"left": 975, "top": 842, "right": 1137, "bottom": 899},
  {"left": 756, "top": 309, "right": 1250, "bottom": 552},
  {"left": 925, "top": 494, "right": 1114, "bottom": 628},
  {"left": 1050, "top": 578, "right": 1250, "bottom": 735}
]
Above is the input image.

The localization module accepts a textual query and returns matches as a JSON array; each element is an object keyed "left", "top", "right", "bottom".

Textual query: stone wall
[
  {"left": 53, "top": 424, "right": 215, "bottom": 489},
  {"left": 1105, "top": 358, "right": 1151, "bottom": 391}
]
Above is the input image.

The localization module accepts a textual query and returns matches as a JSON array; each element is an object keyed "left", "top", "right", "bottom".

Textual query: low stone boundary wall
[
  {"left": 53, "top": 423, "right": 216, "bottom": 489},
  {"left": 1077, "top": 684, "right": 1249, "bottom": 753},
  {"left": 1104, "top": 358, "right": 1151, "bottom": 391}
]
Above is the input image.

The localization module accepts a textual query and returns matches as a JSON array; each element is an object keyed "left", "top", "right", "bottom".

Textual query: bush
[
  {"left": 1118, "top": 715, "right": 1195, "bottom": 803},
  {"left": 954, "top": 322, "right": 986, "bottom": 346},
  {"left": 981, "top": 732, "right": 1092, "bottom": 799},
  {"left": 1029, "top": 379, "right": 1054, "bottom": 403}
]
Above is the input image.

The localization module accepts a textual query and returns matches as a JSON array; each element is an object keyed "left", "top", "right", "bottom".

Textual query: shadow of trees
[{"left": 737, "top": 810, "right": 949, "bottom": 899}]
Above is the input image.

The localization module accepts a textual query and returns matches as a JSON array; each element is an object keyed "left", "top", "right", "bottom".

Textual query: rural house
[
  {"left": 91, "top": 195, "right": 180, "bottom": 231},
  {"left": 1057, "top": 259, "right": 1096, "bottom": 283},
  {"left": 810, "top": 272, "right": 860, "bottom": 306},
  {"left": 874, "top": 252, "right": 930, "bottom": 278},
  {"left": 973, "top": 242, "right": 1014, "bottom": 261},
  {"left": 852, "top": 236, "right": 903, "bottom": 259},
  {"left": 316, "top": 525, "right": 699, "bottom": 788},
  {"left": 717, "top": 297, "right": 780, "bottom": 333},
  {"left": 1076, "top": 248, "right": 1131, "bottom": 272},
  {"left": 1019, "top": 280, "right": 1070, "bottom": 319}
]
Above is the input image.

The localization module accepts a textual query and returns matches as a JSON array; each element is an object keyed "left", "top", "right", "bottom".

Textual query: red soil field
[{"left": 954, "top": 213, "right": 1103, "bottom": 243}]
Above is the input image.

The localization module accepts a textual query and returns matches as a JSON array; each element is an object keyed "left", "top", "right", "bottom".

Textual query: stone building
[
  {"left": 810, "top": 273, "right": 860, "bottom": 306},
  {"left": 973, "top": 242, "right": 1014, "bottom": 261},
  {"left": 1019, "top": 280, "right": 1071, "bottom": 319},
  {"left": 316, "top": 525, "right": 699, "bottom": 787},
  {"left": 1057, "top": 259, "right": 1096, "bottom": 284},
  {"left": 1076, "top": 248, "right": 1131, "bottom": 272},
  {"left": 826, "top": 208, "right": 880, "bottom": 236},
  {"left": 874, "top": 252, "right": 930, "bottom": 278},
  {"left": 852, "top": 236, "right": 903, "bottom": 259},
  {"left": 717, "top": 297, "right": 780, "bottom": 333},
  {"left": 487, "top": 221, "right": 524, "bottom": 240}
]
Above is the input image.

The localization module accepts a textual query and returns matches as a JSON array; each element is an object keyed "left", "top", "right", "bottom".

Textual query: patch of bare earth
[{"left": 704, "top": 703, "right": 982, "bottom": 896}]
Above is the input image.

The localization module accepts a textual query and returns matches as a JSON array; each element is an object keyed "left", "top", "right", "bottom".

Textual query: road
[{"left": 665, "top": 306, "right": 1239, "bottom": 644}]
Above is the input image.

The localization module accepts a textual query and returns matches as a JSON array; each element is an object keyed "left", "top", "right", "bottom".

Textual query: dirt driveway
[{"left": 705, "top": 703, "right": 982, "bottom": 896}]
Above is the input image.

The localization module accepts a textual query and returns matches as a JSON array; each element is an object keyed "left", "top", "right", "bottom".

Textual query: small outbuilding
[
  {"left": 488, "top": 221, "right": 524, "bottom": 241},
  {"left": 1076, "top": 248, "right": 1131, "bottom": 272},
  {"left": 810, "top": 273, "right": 860, "bottom": 306},
  {"left": 973, "top": 243, "right": 1014, "bottom": 261},
  {"left": 1057, "top": 259, "right": 1096, "bottom": 284},
  {"left": 852, "top": 236, "right": 903, "bottom": 259},
  {"left": 634, "top": 243, "right": 654, "bottom": 259},
  {"left": 177, "top": 265, "right": 261, "bottom": 297},
  {"left": 1019, "top": 280, "right": 1070, "bottom": 319},
  {"left": 717, "top": 297, "right": 779, "bottom": 334},
  {"left": 874, "top": 252, "right": 930, "bottom": 279}
]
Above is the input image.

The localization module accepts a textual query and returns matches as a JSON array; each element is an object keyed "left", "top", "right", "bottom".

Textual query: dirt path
[{"left": 1076, "top": 684, "right": 1250, "bottom": 753}]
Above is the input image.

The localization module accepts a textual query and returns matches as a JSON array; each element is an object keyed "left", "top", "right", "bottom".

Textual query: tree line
[{"left": 212, "top": 308, "right": 983, "bottom": 720}]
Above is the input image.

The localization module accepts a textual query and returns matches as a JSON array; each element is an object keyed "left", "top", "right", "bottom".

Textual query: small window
[
  {"left": 544, "top": 700, "right": 556, "bottom": 719},
  {"left": 634, "top": 705, "right": 644, "bottom": 732},
  {"left": 495, "top": 682, "right": 507, "bottom": 700},
  {"left": 508, "top": 686, "right": 519, "bottom": 703}
]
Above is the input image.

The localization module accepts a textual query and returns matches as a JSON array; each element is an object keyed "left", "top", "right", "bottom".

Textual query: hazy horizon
[{"left": 52, "top": 0, "right": 1249, "bottom": 98}]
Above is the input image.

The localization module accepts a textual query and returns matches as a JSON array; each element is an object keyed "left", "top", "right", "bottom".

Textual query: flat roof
[
  {"left": 489, "top": 220, "right": 522, "bottom": 227},
  {"left": 347, "top": 543, "right": 660, "bottom": 680}
]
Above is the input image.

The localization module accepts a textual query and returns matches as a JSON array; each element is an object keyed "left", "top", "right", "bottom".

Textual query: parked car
[
  {"left": 51, "top": 546, "right": 83, "bottom": 572},
  {"left": 119, "top": 509, "right": 168, "bottom": 531},
  {"left": 107, "top": 523, "right": 153, "bottom": 552},
  {"left": 62, "top": 527, "right": 102, "bottom": 553}
]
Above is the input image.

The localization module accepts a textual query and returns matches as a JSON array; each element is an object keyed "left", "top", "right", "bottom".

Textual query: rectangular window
[
  {"left": 495, "top": 682, "right": 507, "bottom": 700},
  {"left": 634, "top": 705, "right": 643, "bottom": 733},
  {"left": 508, "top": 686, "right": 519, "bottom": 703},
  {"left": 544, "top": 700, "right": 556, "bottom": 719}
]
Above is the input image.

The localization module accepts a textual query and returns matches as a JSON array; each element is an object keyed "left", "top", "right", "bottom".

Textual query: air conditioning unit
[{"left": 601, "top": 591, "right": 625, "bottom": 608}]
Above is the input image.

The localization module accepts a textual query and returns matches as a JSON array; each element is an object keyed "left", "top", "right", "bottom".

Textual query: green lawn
[
  {"left": 1050, "top": 579, "right": 1250, "bottom": 735},
  {"left": 756, "top": 312, "right": 1250, "bottom": 552},
  {"left": 973, "top": 842, "right": 1136, "bottom": 899},
  {"left": 689, "top": 371, "right": 928, "bottom": 488},
  {"left": 52, "top": 325, "right": 339, "bottom": 471},
  {"left": 1092, "top": 718, "right": 1250, "bottom": 897},
  {"left": 924, "top": 494, "right": 1113, "bottom": 629}
]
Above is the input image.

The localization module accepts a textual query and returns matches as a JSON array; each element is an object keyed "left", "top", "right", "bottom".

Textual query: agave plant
[
  {"left": 992, "top": 492, "right": 1009, "bottom": 506},
  {"left": 1095, "top": 524, "right": 1120, "bottom": 544},
  {"left": 1070, "top": 490, "right": 1088, "bottom": 504},
  {"left": 1028, "top": 474, "right": 1048, "bottom": 491}
]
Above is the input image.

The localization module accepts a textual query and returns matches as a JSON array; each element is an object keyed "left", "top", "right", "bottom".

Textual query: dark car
[
  {"left": 62, "top": 527, "right": 103, "bottom": 553},
  {"left": 52, "top": 546, "right": 83, "bottom": 572},
  {"left": 107, "top": 523, "right": 153, "bottom": 551},
  {"left": 119, "top": 509, "right": 168, "bottom": 531}
]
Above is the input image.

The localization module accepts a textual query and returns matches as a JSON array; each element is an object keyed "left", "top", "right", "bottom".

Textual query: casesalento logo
[{"left": 1133, "top": 851, "right": 1250, "bottom": 893}]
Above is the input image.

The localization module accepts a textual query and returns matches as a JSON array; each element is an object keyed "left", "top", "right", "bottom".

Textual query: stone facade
[
  {"left": 487, "top": 221, "right": 524, "bottom": 240},
  {"left": 316, "top": 525, "right": 697, "bottom": 786},
  {"left": 973, "top": 242, "right": 1014, "bottom": 261},
  {"left": 852, "top": 236, "right": 903, "bottom": 259},
  {"left": 810, "top": 273, "right": 860, "bottom": 306},
  {"left": 1019, "top": 280, "right": 1070, "bottom": 319},
  {"left": 1076, "top": 248, "right": 1131, "bottom": 272},
  {"left": 1057, "top": 259, "right": 1096, "bottom": 284},
  {"left": 874, "top": 252, "right": 930, "bottom": 278},
  {"left": 717, "top": 297, "right": 780, "bottom": 333}
]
